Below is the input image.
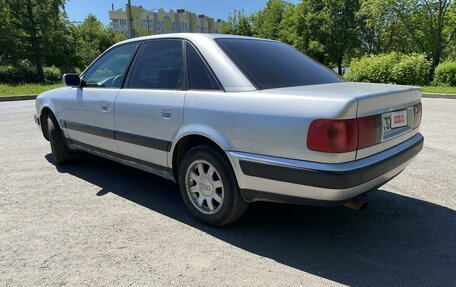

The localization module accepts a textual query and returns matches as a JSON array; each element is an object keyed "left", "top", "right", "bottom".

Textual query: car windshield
[{"left": 215, "top": 38, "right": 344, "bottom": 90}]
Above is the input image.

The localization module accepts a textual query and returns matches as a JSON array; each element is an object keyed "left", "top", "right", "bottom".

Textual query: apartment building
[{"left": 109, "top": 4, "right": 224, "bottom": 37}]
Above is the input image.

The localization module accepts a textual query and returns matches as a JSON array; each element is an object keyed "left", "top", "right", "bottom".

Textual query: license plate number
[{"left": 383, "top": 110, "right": 407, "bottom": 134}]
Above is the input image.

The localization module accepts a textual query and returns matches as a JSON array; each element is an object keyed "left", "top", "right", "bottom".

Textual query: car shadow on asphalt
[{"left": 46, "top": 153, "right": 456, "bottom": 287}]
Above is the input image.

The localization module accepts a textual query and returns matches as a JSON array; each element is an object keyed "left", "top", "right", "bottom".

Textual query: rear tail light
[
  {"left": 414, "top": 102, "right": 422, "bottom": 128},
  {"left": 307, "top": 119, "right": 358, "bottom": 153},
  {"left": 358, "top": 115, "right": 381, "bottom": 149},
  {"left": 308, "top": 103, "right": 422, "bottom": 153},
  {"left": 307, "top": 116, "right": 380, "bottom": 153}
]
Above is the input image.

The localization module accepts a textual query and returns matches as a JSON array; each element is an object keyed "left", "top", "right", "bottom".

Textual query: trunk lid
[
  {"left": 270, "top": 82, "right": 422, "bottom": 160},
  {"left": 270, "top": 82, "right": 421, "bottom": 115}
]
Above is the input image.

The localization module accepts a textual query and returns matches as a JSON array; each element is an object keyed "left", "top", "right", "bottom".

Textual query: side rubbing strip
[
  {"left": 63, "top": 121, "right": 171, "bottom": 152},
  {"left": 115, "top": 130, "right": 171, "bottom": 151},
  {"left": 65, "top": 121, "right": 115, "bottom": 139}
]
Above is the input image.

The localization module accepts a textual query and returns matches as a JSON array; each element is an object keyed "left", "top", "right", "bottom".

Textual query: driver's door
[{"left": 63, "top": 42, "right": 140, "bottom": 152}]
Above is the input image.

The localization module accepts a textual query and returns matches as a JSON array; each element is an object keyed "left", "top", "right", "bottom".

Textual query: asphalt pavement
[{"left": 0, "top": 99, "right": 455, "bottom": 286}]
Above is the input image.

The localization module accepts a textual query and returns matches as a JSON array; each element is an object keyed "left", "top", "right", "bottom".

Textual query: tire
[
  {"left": 178, "top": 145, "right": 249, "bottom": 226},
  {"left": 47, "top": 114, "right": 72, "bottom": 164}
]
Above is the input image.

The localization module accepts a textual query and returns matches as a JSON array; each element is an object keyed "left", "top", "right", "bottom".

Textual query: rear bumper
[{"left": 227, "top": 133, "right": 423, "bottom": 205}]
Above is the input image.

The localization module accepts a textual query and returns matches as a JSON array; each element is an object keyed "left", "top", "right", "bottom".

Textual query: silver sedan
[{"left": 34, "top": 34, "right": 423, "bottom": 226}]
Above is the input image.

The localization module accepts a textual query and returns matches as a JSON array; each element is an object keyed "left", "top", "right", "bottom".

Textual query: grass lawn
[
  {"left": 421, "top": 86, "right": 456, "bottom": 94},
  {"left": 0, "top": 83, "right": 63, "bottom": 97}
]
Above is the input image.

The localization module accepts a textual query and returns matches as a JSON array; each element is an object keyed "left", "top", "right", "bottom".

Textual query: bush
[
  {"left": 43, "top": 66, "right": 62, "bottom": 82},
  {"left": 0, "top": 61, "right": 36, "bottom": 83},
  {"left": 433, "top": 62, "right": 456, "bottom": 86},
  {"left": 346, "top": 53, "right": 431, "bottom": 86},
  {"left": 392, "top": 54, "right": 431, "bottom": 86},
  {"left": 346, "top": 53, "right": 400, "bottom": 84},
  {"left": 0, "top": 61, "right": 62, "bottom": 83}
]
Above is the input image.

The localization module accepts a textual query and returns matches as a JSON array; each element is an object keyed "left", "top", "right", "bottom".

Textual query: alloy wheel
[{"left": 185, "top": 159, "right": 224, "bottom": 215}]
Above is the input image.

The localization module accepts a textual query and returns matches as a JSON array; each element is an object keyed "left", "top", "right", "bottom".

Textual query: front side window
[
  {"left": 128, "top": 40, "right": 184, "bottom": 90},
  {"left": 82, "top": 42, "right": 140, "bottom": 88},
  {"left": 215, "top": 38, "right": 343, "bottom": 90},
  {"left": 186, "top": 43, "right": 220, "bottom": 90}
]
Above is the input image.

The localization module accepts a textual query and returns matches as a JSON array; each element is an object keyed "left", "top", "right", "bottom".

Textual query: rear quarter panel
[{"left": 173, "top": 90, "right": 359, "bottom": 164}]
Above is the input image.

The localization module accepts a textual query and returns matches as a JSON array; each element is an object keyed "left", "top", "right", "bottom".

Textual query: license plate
[{"left": 383, "top": 110, "right": 407, "bottom": 135}]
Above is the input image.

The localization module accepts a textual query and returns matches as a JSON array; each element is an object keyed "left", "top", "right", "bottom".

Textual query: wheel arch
[
  {"left": 39, "top": 106, "right": 55, "bottom": 141},
  {"left": 169, "top": 130, "right": 232, "bottom": 182}
]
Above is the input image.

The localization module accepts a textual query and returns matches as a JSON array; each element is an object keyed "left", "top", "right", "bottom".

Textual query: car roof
[
  {"left": 114, "top": 33, "right": 276, "bottom": 47},
  {"left": 109, "top": 33, "right": 274, "bottom": 92}
]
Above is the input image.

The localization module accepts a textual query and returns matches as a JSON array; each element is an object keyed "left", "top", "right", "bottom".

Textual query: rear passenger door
[{"left": 114, "top": 39, "right": 186, "bottom": 169}]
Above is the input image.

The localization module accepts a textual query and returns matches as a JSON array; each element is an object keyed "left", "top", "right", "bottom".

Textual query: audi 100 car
[{"left": 34, "top": 34, "right": 423, "bottom": 226}]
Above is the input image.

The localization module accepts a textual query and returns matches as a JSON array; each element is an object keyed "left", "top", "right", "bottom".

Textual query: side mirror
[{"left": 62, "top": 73, "right": 81, "bottom": 87}]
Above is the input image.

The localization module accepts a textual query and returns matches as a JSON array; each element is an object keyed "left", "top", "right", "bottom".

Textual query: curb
[
  {"left": 0, "top": 93, "right": 455, "bottom": 102},
  {"left": 422, "top": 93, "right": 456, "bottom": 99},
  {"left": 0, "top": 95, "right": 38, "bottom": 102}
]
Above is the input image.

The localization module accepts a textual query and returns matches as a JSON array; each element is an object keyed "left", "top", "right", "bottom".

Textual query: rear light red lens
[
  {"left": 307, "top": 116, "right": 380, "bottom": 153},
  {"left": 308, "top": 103, "right": 421, "bottom": 153},
  {"left": 414, "top": 102, "right": 422, "bottom": 128},
  {"left": 358, "top": 115, "right": 380, "bottom": 149},
  {"left": 307, "top": 119, "right": 358, "bottom": 153}
]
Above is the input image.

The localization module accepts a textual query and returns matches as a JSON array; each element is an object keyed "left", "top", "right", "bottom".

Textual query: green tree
[
  {"left": 0, "top": 0, "right": 20, "bottom": 65},
  {"left": 0, "top": 3, "right": 126, "bottom": 80},
  {"left": 221, "top": 10, "right": 253, "bottom": 36},
  {"left": 252, "top": 0, "right": 291, "bottom": 39},
  {"left": 279, "top": 0, "right": 327, "bottom": 63},
  {"left": 41, "top": 12, "right": 81, "bottom": 73},
  {"left": 3, "top": 0, "right": 66, "bottom": 82},
  {"left": 279, "top": 0, "right": 360, "bottom": 74},
  {"left": 357, "top": 0, "right": 412, "bottom": 54},
  {"left": 362, "top": 0, "right": 456, "bottom": 76},
  {"left": 73, "top": 14, "right": 126, "bottom": 69},
  {"left": 322, "top": 0, "right": 361, "bottom": 74}
]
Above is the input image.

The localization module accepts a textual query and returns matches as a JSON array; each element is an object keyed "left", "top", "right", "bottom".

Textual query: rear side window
[
  {"left": 128, "top": 40, "right": 184, "bottom": 90},
  {"left": 215, "top": 38, "right": 343, "bottom": 90},
  {"left": 186, "top": 43, "right": 220, "bottom": 90}
]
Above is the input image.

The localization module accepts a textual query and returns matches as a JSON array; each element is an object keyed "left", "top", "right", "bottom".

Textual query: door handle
[
  {"left": 161, "top": 107, "right": 173, "bottom": 119},
  {"left": 100, "top": 101, "right": 109, "bottom": 112}
]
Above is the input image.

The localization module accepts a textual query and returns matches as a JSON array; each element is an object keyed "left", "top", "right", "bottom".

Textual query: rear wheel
[
  {"left": 47, "top": 114, "right": 72, "bottom": 164},
  {"left": 178, "top": 145, "right": 249, "bottom": 226}
]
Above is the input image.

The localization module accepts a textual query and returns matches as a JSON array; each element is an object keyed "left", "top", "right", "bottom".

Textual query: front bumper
[
  {"left": 34, "top": 113, "right": 40, "bottom": 126},
  {"left": 227, "top": 133, "right": 424, "bottom": 205}
]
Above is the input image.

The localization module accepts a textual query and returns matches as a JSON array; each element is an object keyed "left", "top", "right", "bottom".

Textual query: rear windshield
[{"left": 215, "top": 38, "right": 343, "bottom": 90}]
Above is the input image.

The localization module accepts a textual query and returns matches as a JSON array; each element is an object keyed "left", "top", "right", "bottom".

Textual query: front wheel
[
  {"left": 178, "top": 145, "right": 249, "bottom": 226},
  {"left": 47, "top": 114, "right": 73, "bottom": 164}
]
